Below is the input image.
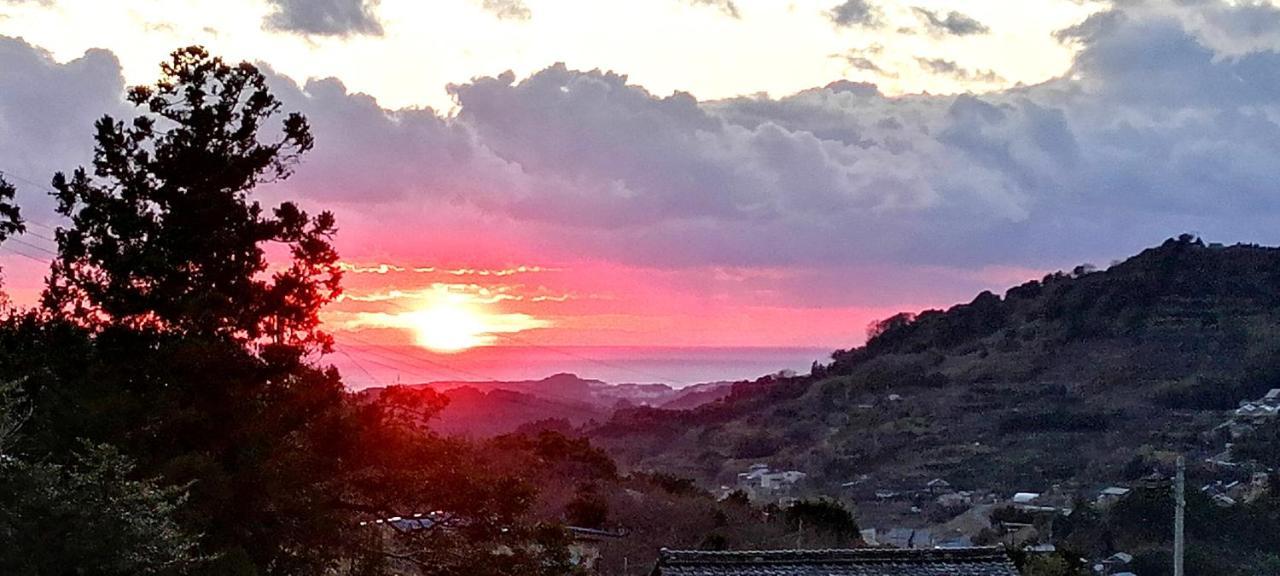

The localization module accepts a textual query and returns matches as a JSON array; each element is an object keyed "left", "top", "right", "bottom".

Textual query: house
[
  {"left": 1011, "top": 492, "right": 1040, "bottom": 505},
  {"left": 736, "top": 464, "right": 807, "bottom": 500},
  {"left": 1212, "top": 494, "right": 1237, "bottom": 507},
  {"left": 936, "top": 491, "right": 972, "bottom": 509},
  {"left": 935, "top": 535, "right": 975, "bottom": 549},
  {"left": 926, "top": 478, "right": 954, "bottom": 495},
  {"left": 1235, "top": 388, "right": 1280, "bottom": 419},
  {"left": 1099, "top": 552, "right": 1133, "bottom": 574},
  {"left": 651, "top": 548, "right": 1022, "bottom": 576},
  {"left": 1235, "top": 402, "right": 1279, "bottom": 419},
  {"left": 1096, "top": 486, "right": 1130, "bottom": 506},
  {"left": 880, "top": 527, "right": 933, "bottom": 549},
  {"left": 567, "top": 526, "right": 626, "bottom": 571}
]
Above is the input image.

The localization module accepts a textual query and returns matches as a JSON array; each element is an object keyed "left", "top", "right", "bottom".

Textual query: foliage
[
  {"left": 998, "top": 409, "right": 1110, "bottom": 433},
  {"left": 782, "top": 499, "right": 860, "bottom": 543},
  {"left": 644, "top": 471, "right": 704, "bottom": 496},
  {"left": 45, "top": 46, "right": 338, "bottom": 352},
  {"left": 0, "top": 176, "right": 25, "bottom": 244},
  {"left": 0, "top": 47, "right": 576, "bottom": 575},
  {"left": 1234, "top": 417, "right": 1280, "bottom": 468},
  {"left": 565, "top": 484, "right": 610, "bottom": 528},
  {"left": 1012, "top": 552, "right": 1089, "bottom": 576},
  {"left": 0, "top": 443, "right": 202, "bottom": 575},
  {"left": 0, "top": 384, "right": 200, "bottom": 575}
]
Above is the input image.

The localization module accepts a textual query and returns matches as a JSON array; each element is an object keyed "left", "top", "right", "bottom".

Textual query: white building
[{"left": 735, "top": 464, "right": 807, "bottom": 499}]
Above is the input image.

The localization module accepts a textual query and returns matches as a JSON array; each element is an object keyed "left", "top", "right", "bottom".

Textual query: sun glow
[
  {"left": 344, "top": 286, "right": 552, "bottom": 353},
  {"left": 405, "top": 301, "right": 491, "bottom": 353}
]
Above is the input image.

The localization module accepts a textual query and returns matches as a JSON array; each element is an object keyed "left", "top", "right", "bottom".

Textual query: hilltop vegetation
[
  {"left": 593, "top": 235, "right": 1280, "bottom": 492},
  {"left": 360, "top": 373, "right": 735, "bottom": 437}
]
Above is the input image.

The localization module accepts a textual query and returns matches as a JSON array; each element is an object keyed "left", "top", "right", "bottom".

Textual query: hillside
[
  {"left": 591, "top": 236, "right": 1280, "bottom": 495},
  {"left": 362, "top": 373, "right": 734, "bottom": 437}
]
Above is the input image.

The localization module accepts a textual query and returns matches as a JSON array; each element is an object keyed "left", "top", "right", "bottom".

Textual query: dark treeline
[{"left": 0, "top": 47, "right": 587, "bottom": 576}]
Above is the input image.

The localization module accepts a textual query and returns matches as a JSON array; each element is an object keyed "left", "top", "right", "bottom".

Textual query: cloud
[
  {"left": 478, "top": 0, "right": 531, "bottom": 21},
  {"left": 5, "top": 0, "right": 1280, "bottom": 279},
  {"left": 829, "top": 0, "right": 881, "bottom": 28},
  {"left": 0, "top": 37, "right": 126, "bottom": 217},
  {"left": 911, "top": 7, "right": 989, "bottom": 36},
  {"left": 686, "top": 0, "right": 740, "bottom": 19},
  {"left": 835, "top": 53, "right": 890, "bottom": 75},
  {"left": 915, "top": 57, "right": 1004, "bottom": 82},
  {"left": 263, "top": 0, "right": 383, "bottom": 37}
]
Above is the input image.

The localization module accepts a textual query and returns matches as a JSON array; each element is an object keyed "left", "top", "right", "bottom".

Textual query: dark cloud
[
  {"left": 479, "top": 0, "right": 531, "bottom": 21},
  {"left": 911, "top": 7, "right": 989, "bottom": 36},
  {"left": 686, "top": 0, "right": 740, "bottom": 19},
  {"left": 916, "top": 57, "right": 1004, "bottom": 82},
  {"left": 829, "top": 0, "right": 880, "bottom": 28},
  {"left": 264, "top": 0, "right": 383, "bottom": 37}
]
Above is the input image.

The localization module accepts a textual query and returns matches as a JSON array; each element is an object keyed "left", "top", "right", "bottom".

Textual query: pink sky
[{"left": 6, "top": 0, "right": 1280, "bottom": 384}]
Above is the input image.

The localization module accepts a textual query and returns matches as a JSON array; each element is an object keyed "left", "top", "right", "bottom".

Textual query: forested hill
[{"left": 591, "top": 235, "right": 1280, "bottom": 492}]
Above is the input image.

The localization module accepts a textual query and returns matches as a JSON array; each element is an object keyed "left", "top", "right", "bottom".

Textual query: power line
[
  {"left": 7, "top": 237, "right": 56, "bottom": 257},
  {"left": 334, "top": 333, "right": 506, "bottom": 384},
  {"left": 0, "top": 245, "right": 53, "bottom": 265},
  {"left": 336, "top": 347, "right": 381, "bottom": 387},
  {"left": 0, "top": 168, "right": 69, "bottom": 240},
  {"left": 489, "top": 329, "right": 686, "bottom": 386},
  {"left": 0, "top": 169, "right": 53, "bottom": 192}
]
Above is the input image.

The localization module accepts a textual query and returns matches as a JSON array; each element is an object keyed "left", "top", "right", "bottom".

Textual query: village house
[
  {"left": 936, "top": 491, "right": 972, "bottom": 509},
  {"left": 1095, "top": 486, "right": 1130, "bottom": 507},
  {"left": 925, "top": 478, "right": 954, "bottom": 495},
  {"left": 566, "top": 526, "right": 627, "bottom": 571},
  {"left": 1095, "top": 552, "right": 1134, "bottom": 575},
  {"left": 1223, "top": 388, "right": 1280, "bottom": 438},
  {"left": 735, "top": 463, "right": 808, "bottom": 500},
  {"left": 880, "top": 527, "right": 934, "bottom": 549},
  {"left": 651, "top": 547, "right": 1022, "bottom": 576}
]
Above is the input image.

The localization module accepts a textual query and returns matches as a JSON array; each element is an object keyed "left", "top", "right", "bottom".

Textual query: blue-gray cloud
[
  {"left": 915, "top": 57, "right": 1003, "bottom": 82},
  {"left": 3, "top": 0, "right": 1280, "bottom": 277},
  {"left": 829, "top": 0, "right": 881, "bottom": 28},
  {"left": 0, "top": 37, "right": 126, "bottom": 216},
  {"left": 911, "top": 7, "right": 989, "bottom": 36},
  {"left": 264, "top": 0, "right": 382, "bottom": 37}
]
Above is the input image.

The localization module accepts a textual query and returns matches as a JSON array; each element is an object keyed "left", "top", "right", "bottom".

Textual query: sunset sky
[{"left": 2, "top": 0, "right": 1280, "bottom": 386}]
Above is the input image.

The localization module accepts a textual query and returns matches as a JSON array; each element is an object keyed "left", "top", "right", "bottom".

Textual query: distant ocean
[{"left": 330, "top": 345, "right": 834, "bottom": 390}]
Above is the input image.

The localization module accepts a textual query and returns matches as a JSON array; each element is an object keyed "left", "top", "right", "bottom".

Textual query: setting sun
[
  {"left": 342, "top": 284, "right": 552, "bottom": 353},
  {"left": 405, "top": 301, "right": 489, "bottom": 353}
]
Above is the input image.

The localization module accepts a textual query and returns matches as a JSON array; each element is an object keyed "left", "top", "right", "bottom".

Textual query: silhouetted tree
[
  {"left": 0, "top": 47, "right": 574, "bottom": 575},
  {"left": 566, "top": 483, "right": 610, "bottom": 528},
  {"left": 45, "top": 46, "right": 338, "bottom": 352},
  {"left": 0, "top": 177, "right": 25, "bottom": 243},
  {"left": 783, "top": 499, "right": 861, "bottom": 544}
]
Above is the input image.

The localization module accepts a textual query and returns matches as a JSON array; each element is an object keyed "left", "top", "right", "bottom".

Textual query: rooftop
[{"left": 652, "top": 547, "right": 1021, "bottom": 576}]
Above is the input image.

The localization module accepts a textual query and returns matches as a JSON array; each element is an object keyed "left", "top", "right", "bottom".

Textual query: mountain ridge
[
  {"left": 590, "top": 236, "right": 1280, "bottom": 495},
  {"left": 360, "top": 372, "right": 737, "bottom": 437}
]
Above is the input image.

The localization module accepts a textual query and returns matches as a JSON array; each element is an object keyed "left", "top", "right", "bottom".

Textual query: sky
[{"left": 2, "top": 0, "right": 1280, "bottom": 387}]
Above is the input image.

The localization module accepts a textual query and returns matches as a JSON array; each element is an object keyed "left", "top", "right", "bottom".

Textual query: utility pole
[{"left": 1174, "top": 456, "right": 1185, "bottom": 576}]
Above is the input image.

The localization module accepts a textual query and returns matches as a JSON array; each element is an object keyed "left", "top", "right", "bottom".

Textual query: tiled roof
[{"left": 652, "top": 547, "right": 1021, "bottom": 576}]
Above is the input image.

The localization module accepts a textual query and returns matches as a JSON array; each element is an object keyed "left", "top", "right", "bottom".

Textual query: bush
[{"left": 999, "top": 409, "right": 1110, "bottom": 433}]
